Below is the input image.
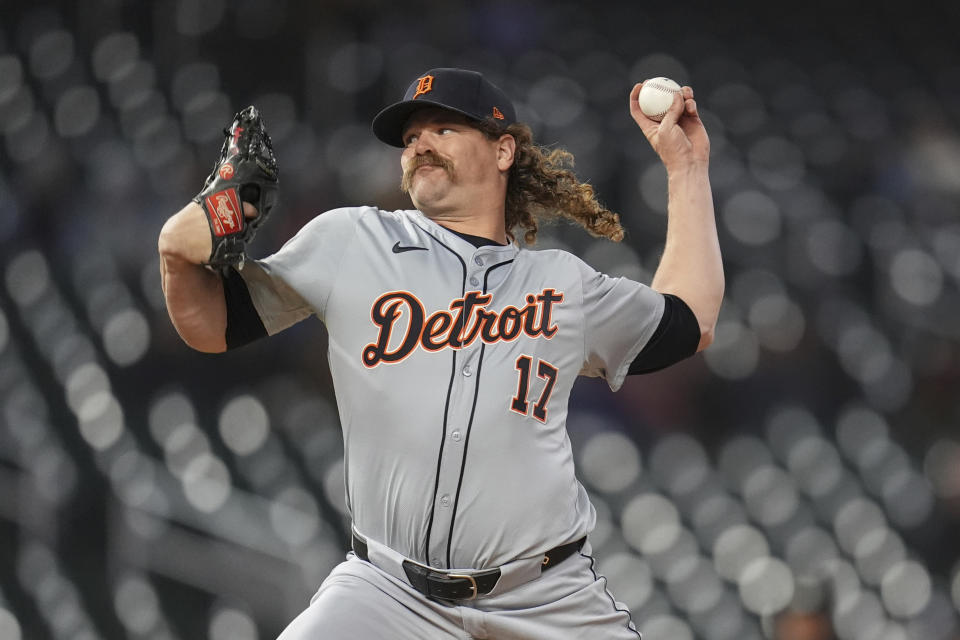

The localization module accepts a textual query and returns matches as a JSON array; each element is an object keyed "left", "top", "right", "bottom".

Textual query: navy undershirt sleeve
[
  {"left": 222, "top": 267, "right": 268, "bottom": 350},
  {"left": 628, "top": 293, "right": 701, "bottom": 375}
]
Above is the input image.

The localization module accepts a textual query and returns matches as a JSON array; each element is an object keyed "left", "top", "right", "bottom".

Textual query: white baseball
[{"left": 638, "top": 77, "right": 682, "bottom": 122}]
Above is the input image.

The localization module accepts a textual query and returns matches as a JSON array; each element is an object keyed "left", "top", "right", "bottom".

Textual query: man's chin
[
  {"left": 410, "top": 191, "right": 449, "bottom": 216},
  {"left": 409, "top": 181, "right": 448, "bottom": 206}
]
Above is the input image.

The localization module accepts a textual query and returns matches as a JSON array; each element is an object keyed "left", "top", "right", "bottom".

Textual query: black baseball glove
[{"left": 194, "top": 105, "right": 279, "bottom": 267}]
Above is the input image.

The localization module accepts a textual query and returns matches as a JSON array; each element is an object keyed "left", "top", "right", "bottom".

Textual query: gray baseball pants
[{"left": 276, "top": 539, "right": 640, "bottom": 639}]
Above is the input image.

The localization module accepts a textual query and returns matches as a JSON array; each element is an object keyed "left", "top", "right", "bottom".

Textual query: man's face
[{"left": 399, "top": 108, "right": 504, "bottom": 216}]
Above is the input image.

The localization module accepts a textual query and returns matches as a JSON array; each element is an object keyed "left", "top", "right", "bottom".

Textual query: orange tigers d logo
[{"left": 412, "top": 75, "right": 434, "bottom": 99}]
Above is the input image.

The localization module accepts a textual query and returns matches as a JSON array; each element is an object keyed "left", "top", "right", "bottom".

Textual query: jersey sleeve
[
  {"left": 237, "top": 206, "right": 365, "bottom": 334},
  {"left": 575, "top": 256, "right": 665, "bottom": 391}
]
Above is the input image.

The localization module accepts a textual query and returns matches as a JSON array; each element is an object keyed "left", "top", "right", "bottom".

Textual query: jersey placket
[{"left": 426, "top": 251, "right": 490, "bottom": 569}]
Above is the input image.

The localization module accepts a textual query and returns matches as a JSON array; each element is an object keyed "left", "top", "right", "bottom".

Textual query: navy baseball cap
[{"left": 372, "top": 68, "right": 517, "bottom": 147}]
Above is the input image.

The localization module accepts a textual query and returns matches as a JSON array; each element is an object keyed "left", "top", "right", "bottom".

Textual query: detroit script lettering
[{"left": 362, "top": 289, "right": 564, "bottom": 367}]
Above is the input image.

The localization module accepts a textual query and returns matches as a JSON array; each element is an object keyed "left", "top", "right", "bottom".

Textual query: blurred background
[{"left": 1, "top": 0, "right": 959, "bottom": 638}]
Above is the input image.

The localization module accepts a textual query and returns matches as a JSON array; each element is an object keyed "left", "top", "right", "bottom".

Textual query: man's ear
[{"left": 496, "top": 134, "right": 517, "bottom": 171}]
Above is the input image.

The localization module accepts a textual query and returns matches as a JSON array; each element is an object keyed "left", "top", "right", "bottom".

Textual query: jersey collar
[{"left": 408, "top": 209, "right": 520, "bottom": 262}]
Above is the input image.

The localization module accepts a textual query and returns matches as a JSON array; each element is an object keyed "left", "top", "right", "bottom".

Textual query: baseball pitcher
[{"left": 158, "top": 68, "right": 723, "bottom": 639}]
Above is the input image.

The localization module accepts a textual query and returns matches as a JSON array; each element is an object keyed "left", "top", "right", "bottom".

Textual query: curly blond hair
[{"left": 476, "top": 119, "right": 624, "bottom": 245}]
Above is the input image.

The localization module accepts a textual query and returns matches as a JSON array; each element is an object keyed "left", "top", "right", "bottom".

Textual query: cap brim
[{"left": 371, "top": 99, "right": 481, "bottom": 147}]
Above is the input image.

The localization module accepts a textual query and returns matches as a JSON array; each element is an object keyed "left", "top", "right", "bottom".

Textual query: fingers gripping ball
[
  {"left": 194, "top": 105, "right": 279, "bottom": 267},
  {"left": 638, "top": 77, "right": 682, "bottom": 122}
]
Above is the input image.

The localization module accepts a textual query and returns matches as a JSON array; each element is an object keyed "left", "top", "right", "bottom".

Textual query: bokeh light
[
  {"left": 0, "top": 608, "right": 22, "bottom": 640},
  {"left": 102, "top": 308, "right": 151, "bottom": 366},
  {"left": 834, "top": 497, "right": 886, "bottom": 556},
  {"left": 722, "top": 190, "right": 782, "bottom": 247},
  {"left": 649, "top": 433, "right": 709, "bottom": 497},
  {"left": 579, "top": 430, "right": 642, "bottom": 492},
  {"left": 702, "top": 316, "right": 760, "bottom": 380},
  {"left": 738, "top": 557, "right": 795, "bottom": 616},
  {"left": 5, "top": 250, "right": 50, "bottom": 307},
  {"left": 269, "top": 485, "right": 321, "bottom": 547},
  {"left": 181, "top": 452, "right": 232, "bottom": 513},
  {"left": 210, "top": 607, "right": 258, "bottom": 640},
  {"left": 785, "top": 526, "right": 838, "bottom": 577},
  {"left": 219, "top": 394, "right": 270, "bottom": 456},
  {"left": 600, "top": 552, "right": 655, "bottom": 612},
  {"left": 639, "top": 614, "right": 694, "bottom": 640},
  {"left": 881, "top": 560, "right": 932, "bottom": 619},
  {"left": 832, "top": 589, "right": 886, "bottom": 640},
  {"left": 713, "top": 525, "right": 770, "bottom": 582},
  {"left": 621, "top": 493, "right": 682, "bottom": 556},
  {"left": 113, "top": 574, "right": 161, "bottom": 635}
]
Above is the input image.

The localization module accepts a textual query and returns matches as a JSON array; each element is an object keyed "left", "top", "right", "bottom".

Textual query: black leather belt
[{"left": 352, "top": 532, "right": 586, "bottom": 602}]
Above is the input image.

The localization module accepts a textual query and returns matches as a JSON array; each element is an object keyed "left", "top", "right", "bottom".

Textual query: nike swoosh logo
[{"left": 392, "top": 242, "right": 428, "bottom": 253}]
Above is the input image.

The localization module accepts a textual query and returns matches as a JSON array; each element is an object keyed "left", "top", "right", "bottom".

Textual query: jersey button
[
  {"left": 451, "top": 430, "right": 461, "bottom": 441},
  {"left": 474, "top": 256, "right": 484, "bottom": 266},
  {"left": 440, "top": 494, "right": 450, "bottom": 507},
  {"left": 462, "top": 365, "right": 472, "bottom": 377},
  {"left": 469, "top": 276, "right": 480, "bottom": 287}
]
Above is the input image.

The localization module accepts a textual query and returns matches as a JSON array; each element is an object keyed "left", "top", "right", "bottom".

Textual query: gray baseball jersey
[{"left": 238, "top": 206, "right": 664, "bottom": 571}]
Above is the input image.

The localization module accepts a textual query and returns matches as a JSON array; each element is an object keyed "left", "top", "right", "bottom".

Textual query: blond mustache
[{"left": 400, "top": 154, "right": 454, "bottom": 193}]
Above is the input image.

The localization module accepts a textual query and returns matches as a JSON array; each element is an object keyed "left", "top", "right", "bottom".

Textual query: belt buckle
[{"left": 447, "top": 573, "right": 478, "bottom": 601}]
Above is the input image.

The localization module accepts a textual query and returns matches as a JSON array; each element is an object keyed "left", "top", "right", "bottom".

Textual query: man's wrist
[
  {"left": 665, "top": 159, "right": 710, "bottom": 181},
  {"left": 158, "top": 203, "right": 214, "bottom": 265}
]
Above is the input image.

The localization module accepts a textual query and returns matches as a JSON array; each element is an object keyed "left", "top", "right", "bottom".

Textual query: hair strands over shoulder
[{"left": 475, "top": 119, "right": 625, "bottom": 245}]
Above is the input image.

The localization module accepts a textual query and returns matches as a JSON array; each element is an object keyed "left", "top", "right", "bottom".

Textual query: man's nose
[{"left": 413, "top": 131, "right": 436, "bottom": 155}]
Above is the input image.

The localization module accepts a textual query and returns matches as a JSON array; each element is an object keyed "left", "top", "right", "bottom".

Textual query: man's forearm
[
  {"left": 158, "top": 203, "right": 228, "bottom": 353},
  {"left": 651, "top": 163, "right": 724, "bottom": 351}
]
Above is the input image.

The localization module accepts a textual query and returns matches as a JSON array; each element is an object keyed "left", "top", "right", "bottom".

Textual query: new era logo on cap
[{"left": 372, "top": 68, "right": 517, "bottom": 147}]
